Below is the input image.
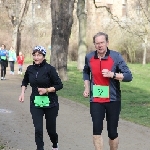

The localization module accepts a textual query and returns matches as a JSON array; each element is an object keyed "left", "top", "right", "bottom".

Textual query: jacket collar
[{"left": 94, "top": 48, "right": 110, "bottom": 60}]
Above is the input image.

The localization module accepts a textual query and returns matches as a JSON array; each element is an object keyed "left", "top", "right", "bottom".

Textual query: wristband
[{"left": 46, "top": 88, "right": 49, "bottom": 95}]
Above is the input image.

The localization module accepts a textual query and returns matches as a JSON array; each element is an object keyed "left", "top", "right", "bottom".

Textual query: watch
[{"left": 113, "top": 73, "right": 116, "bottom": 79}]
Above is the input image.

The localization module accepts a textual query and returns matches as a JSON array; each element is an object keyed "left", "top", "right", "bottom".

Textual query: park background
[{"left": 0, "top": 0, "right": 150, "bottom": 127}]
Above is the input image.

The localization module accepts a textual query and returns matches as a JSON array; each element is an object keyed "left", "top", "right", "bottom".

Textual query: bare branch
[
  {"left": 18, "top": 0, "right": 31, "bottom": 30},
  {"left": 138, "top": 0, "right": 150, "bottom": 24},
  {"left": 93, "top": 2, "right": 145, "bottom": 41}
]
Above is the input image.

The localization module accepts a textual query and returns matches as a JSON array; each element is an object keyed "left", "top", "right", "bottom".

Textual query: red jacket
[
  {"left": 83, "top": 49, "right": 132, "bottom": 103},
  {"left": 17, "top": 56, "right": 24, "bottom": 65}
]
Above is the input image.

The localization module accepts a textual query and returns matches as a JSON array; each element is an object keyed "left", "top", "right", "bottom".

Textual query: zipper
[
  {"left": 100, "top": 58, "right": 102, "bottom": 85},
  {"left": 99, "top": 58, "right": 101, "bottom": 72},
  {"left": 36, "top": 71, "right": 38, "bottom": 79}
]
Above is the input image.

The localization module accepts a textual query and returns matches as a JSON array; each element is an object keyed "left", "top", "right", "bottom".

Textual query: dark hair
[
  {"left": 1, "top": 44, "right": 6, "bottom": 49},
  {"left": 32, "top": 50, "right": 45, "bottom": 57},
  {"left": 93, "top": 32, "right": 108, "bottom": 43}
]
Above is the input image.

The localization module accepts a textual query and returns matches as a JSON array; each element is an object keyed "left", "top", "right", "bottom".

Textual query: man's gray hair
[{"left": 93, "top": 32, "right": 108, "bottom": 43}]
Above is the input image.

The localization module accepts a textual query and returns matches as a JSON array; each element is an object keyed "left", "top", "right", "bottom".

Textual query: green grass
[
  {"left": 58, "top": 62, "right": 150, "bottom": 127},
  {"left": 0, "top": 144, "right": 4, "bottom": 150},
  {"left": 120, "top": 64, "right": 150, "bottom": 126},
  {"left": 58, "top": 62, "right": 89, "bottom": 106}
]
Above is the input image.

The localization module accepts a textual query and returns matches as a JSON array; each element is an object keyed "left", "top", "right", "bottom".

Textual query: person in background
[
  {"left": 17, "top": 51, "right": 24, "bottom": 75},
  {"left": 19, "top": 46, "right": 63, "bottom": 150},
  {"left": 0, "top": 46, "right": 1, "bottom": 64},
  {"left": 83, "top": 32, "right": 132, "bottom": 150},
  {"left": 8, "top": 46, "right": 16, "bottom": 75},
  {"left": 0, "top": 44, "right": 8, "bottom": 80}
]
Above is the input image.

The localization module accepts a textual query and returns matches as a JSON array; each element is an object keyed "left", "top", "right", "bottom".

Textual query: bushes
[{"left": 115, "top": 33, "right": 149, "bottom": 63}]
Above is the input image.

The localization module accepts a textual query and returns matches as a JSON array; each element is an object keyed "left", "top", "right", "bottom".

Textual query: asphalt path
[{"left": 0, "top": 66, "right": 150, "bottom": 150}]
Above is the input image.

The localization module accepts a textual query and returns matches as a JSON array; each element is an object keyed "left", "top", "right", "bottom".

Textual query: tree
[
  {"left": 50, "top": 0, "right": 75, "bottom": 81},
  {"left": 77, "top": 0, "right": 87, "bottom": 70},
  {"left": 93, "top": 0, "right": 150, "bottom": 64},
  {"left": 3, "top": 0, "right": 31, "bottom": 54}
]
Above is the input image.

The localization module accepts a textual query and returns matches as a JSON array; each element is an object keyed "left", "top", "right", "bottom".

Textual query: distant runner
[{"left": 0, "top": 44, "right": 8, "bottom": 80}]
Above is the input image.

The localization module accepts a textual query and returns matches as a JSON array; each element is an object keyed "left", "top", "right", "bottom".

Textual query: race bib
[
  {"left": 34, "top": 96, "right": 50, "bottom": 107},
  {"left": 1, "top": 56, "right": 6, "bottom": 60},
  {"left": 93, "top": 85, "right": 109, "bottom": 98}
]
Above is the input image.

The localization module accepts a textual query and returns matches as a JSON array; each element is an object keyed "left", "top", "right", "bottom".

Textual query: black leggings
[
  {"left": 9, "top": 61, "right": 15, "bottom": 72},
  {"left": 90, "top": 101, "right": 121, "bottom": 140},
  {"left": 30, "top": 105, "right": 59, "bottom": 150},
  {"left": 1, "top": 63, "right": 6, "bottom": 77}
]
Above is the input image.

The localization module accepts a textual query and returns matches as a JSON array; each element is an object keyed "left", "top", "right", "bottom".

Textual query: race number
[
  {"left": 34, "top": 96, "right": 50, "bottom": 107},
  {"left": 93, "top": 85, "right": 109, "bottom": 98}
]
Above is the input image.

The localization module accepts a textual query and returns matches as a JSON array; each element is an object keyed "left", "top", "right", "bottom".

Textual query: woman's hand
[
  {"left": 38, "top": 88, "right": 47, "bottom": 95},
  {"left": 19, "top": 93, "right": 25, "bottom": 103}
]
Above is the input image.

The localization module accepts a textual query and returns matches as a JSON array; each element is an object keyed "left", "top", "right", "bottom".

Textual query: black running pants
[
  {"left": 1, "top": 63, "right": 6, "bottom": 77},
  {"left": 30, "top": 105, "right": 59, "bottom": 150},
  {"left": 90, "top": 101, "right": 121, "bottom": 140}
]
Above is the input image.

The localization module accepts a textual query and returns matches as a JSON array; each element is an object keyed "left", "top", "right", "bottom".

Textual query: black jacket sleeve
[
  {"left": 50, "top": 66, "right": 63, "bottom": 91},
  {"left": 21, "top": 66, "right": 30, "bottom": 87}
]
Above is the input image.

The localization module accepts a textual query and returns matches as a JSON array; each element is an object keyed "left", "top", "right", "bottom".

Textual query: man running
[{"left": 83, "top": 32, "right": 132, "bottom": 150}]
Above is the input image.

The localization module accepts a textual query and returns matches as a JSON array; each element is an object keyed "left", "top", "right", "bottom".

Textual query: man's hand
[
  {"left": 83, "top": 88, "right": 89, "bottom": 98},
  {"left": 102, "top": 69, "right": 114, "bottom": 78},
  {"left": 83, "top": 80, "right": 90, "bottom": 98}
]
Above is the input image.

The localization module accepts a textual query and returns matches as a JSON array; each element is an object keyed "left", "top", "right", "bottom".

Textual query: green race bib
[
  {"left": 93, "top": 85, "right": 109, "bottom": 98},
  {"left": 34, "top": 96, "right": 50, "bottom": 107},
  {"left": 1, "top": 56, "right": 6, "bottom": 60}
]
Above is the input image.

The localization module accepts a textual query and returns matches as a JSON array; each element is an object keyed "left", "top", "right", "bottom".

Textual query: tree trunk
[
  {"left": 5, "top": 0, "right": 31, "bottom": 52},
  {"left": 50, "top": 0, "right": 75, "bottom": 81},
  {"left": 12, "top": 25, "right": 19, "bottom": 53},
  {"left": 12, "top": 22, "right": 22, "bottom": 55},
  {"left": 77, "top": 0, "right": 87, "bottom": 71},
  {"left": 143, "top": 47, "right": 147, "bottom": 65},
  {"left": 142, "top": 35, "right": 147, "bottom": 65}
]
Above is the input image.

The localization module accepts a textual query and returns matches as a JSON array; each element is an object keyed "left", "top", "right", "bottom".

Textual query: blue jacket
[{"left": 0, "top": 49, "right": 8, "bottom": 60}]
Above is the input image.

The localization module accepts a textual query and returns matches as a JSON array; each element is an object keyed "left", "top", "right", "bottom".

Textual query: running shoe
[{"left": 52, "top": 143, "right": 58, "bottom": 150}]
